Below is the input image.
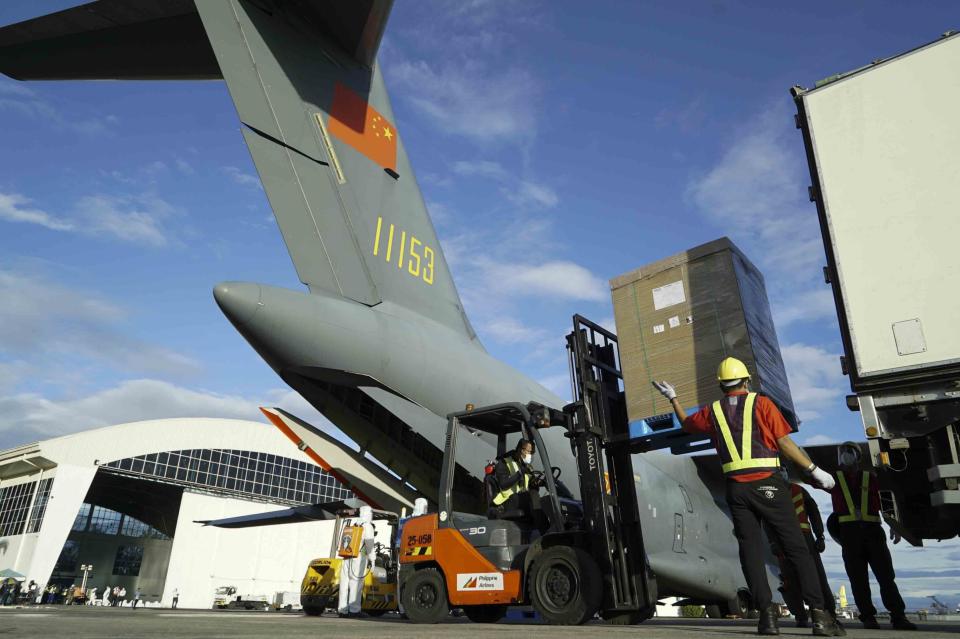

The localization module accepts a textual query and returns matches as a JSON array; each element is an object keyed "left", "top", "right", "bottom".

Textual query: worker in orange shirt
[
  {"left": 654, "top": 357, "right": 840, "bottom": 637},
  {"left": 832, "top": 442, "right": 915, "bottom": 631}
]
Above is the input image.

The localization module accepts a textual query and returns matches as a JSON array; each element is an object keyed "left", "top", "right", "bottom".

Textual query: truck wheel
[
  {"left": 705, "top": 604, "right": 723, "bottom": 619},
  {"left": 401, "top": 568, "right": 449, "bottom": 624},
  {"left": 365, "top": 609, "right": 387, "bottom": 617},
  {"left": 464, "top": 604, "right": 507, "bottom": 623},
  {"left": 302, "top": 605, "right": 323, "bottom": 616},
  {"left": 529, "top": 546, "right": 601, "bottom": 625}
]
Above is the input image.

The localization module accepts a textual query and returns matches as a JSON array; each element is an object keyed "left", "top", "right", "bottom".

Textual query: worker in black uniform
[
  {"left": 831, "top": 441, "right": 916, "bottom": 631},
  {"left": 654, "top": 357, "right": 841, "bottom": 636},
  {"left": 490, "top": 439, "right": 541, "bottom": 517},
  {"left": 774, "top": 475, "right": 842, "bottom": 633}
]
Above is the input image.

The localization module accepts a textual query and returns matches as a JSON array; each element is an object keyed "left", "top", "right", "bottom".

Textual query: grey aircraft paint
[{"left": 0, "top": 0, "right": 780, "bottom": 606}]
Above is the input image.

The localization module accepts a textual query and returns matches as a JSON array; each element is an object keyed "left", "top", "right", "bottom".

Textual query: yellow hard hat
[{"left": 717, "top": 357, "right": 751, "bottom": 382}]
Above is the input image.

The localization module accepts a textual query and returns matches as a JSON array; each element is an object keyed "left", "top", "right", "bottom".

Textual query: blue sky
[{"left": 1, "top": 1, "right": 958, "bottom": 605}]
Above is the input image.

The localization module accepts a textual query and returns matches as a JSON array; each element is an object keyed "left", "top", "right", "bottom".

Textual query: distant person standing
[
  {"left": 654, "top": 357, "right": 841, "bottom": 636},
  {"left": 775, "top": 477, "right": 842, "bottom": 632},
  {"left": 831, "top": 442, "right": 916, "bottom": 631},
  {"left": 133, "top": 587, "right": 141, "bottom": 609},
  {"left": 87, "top": 586, "right": 98, "bottom": 606},
  {"left": 171, "top": 588, "right": 179, "bottom": 609},
  {"left": 102, "top": 586, "right": 110, "bottom": 607},
  {"left": 118, "top": 586, "right": 127, "bottom": 607}
]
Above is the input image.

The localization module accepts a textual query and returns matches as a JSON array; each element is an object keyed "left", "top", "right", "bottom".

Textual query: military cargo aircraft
[{"left": 0, "top": 0, "right": 787, "bottom": 615}]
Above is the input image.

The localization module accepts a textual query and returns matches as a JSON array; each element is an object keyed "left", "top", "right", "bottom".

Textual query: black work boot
[
  {"left": 830, "top": 613, "right": 847, "bottom": 636},
  {"left": 891, "top": 614, "right": 918, "bottom": 631},
  {"left": 860, "top": 616, "right": 880, "bottom": 630},
  {"left": 758, "top": 605, "right": 780, "bottom": 635},
  {"left": 811, "top": 608, "right": 839, "bottom": 636}
]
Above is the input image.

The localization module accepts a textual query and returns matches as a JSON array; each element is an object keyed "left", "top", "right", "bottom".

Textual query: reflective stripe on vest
[
  {"left": 712, "top": 392, "right": 781, "bottom": 475},
  {"left": 791, "top": 483, "right": 810, "bottom": 530},
  {"left": 837, "top": 471, "right": 880, "bottom": 523},
  {"left": 492, "top": 459, "right": 529, "bottom": 505}
]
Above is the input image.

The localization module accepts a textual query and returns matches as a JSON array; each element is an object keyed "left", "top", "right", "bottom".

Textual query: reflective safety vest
[
  {"left": 790, "top": 483, "right": 810, "bottom": 531},
  {"left": 837, "top": 471, "right": 880, "bottom": 523},
  {"left": 492, "top": 458, "right": 529, "bottom": 505},
  {"left": 711, "top": 392, "right": 781, "bottom": 476}
]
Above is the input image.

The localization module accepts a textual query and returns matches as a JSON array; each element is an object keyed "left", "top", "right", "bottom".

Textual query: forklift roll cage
[{"left": 438, "top": 402, "right": 567, "bottom": 534}]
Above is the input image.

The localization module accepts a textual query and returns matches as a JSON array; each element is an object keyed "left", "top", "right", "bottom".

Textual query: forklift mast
[{"left": 565, "top": 315, "right": 658, "bottom": 619}]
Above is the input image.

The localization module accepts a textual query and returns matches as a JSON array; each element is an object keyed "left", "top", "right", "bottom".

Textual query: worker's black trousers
[
  {"left": 779, "top": 532, "right": 835, "bottom": 618},
  {"left": 838, "top": 522, "right": 905, "bottom": 618},
  {"left": 726, "top": 475, "right": 824, "bottom": 610}
]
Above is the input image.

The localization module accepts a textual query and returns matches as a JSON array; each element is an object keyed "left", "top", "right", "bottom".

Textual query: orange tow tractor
[{"left": 399, "top": 323, "right": 659, "bottom": 625}]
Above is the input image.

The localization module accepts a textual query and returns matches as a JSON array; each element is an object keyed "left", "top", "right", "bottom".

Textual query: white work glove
[
  {"left": 651, "top": 380, "right": 677, "bottom": 400},
  {"left": 806, "top": 464, "right": 835, "bottom": 491}
]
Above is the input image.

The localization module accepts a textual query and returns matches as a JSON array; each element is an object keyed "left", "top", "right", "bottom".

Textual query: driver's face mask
[{"left": 523, "top": 453, "right": 533, "bottom": 464}]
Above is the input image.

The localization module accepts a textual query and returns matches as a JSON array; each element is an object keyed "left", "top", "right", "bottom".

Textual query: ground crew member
[
  {"left": 654, "top": 357, "right": 841, "bottom": 636},
  {"left": 831, "top": 442, "right": 916, "bottom": 631},
  {"left": 775, "top": 477, "right": 841, "bottom": 633},
  {"left": 337, "top": 505, "right": 374, "bottom": 617},
  {"left": 491, "top": 439, "right": 539, "bottom": 514}
]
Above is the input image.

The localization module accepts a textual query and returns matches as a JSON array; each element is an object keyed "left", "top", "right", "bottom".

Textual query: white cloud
[
  {"left": 504, "top": 180, "right": 559, "bottom": 209},
  {"left": 0, "top": 190, "right": 180, "bottom": 247},
  {"left": 781, "top": 342, "right": 846, "bottom": 421},
  {"left": 774, "top": 287, "right": 837, "bottom": 327},
  {"left": 390, "top": 59, "right": 539, "bottom": 143},
  {"left": 452, "top": 160, "right": 508, "bottom": 179},
  {"left": 483, "top": 260, "right": 607, "bottom": 302},
  {"left": 802, "top": 433, "right": 836, "bottom": 446},
  {"left": 174, "top": 157, "right": 195, "bottom": 175},
  {"left": 0, "top": 79, "right": 116, "bottom": 136},
  {"left": 222, "top": 166, "right": 262, "bottom": 188},
  {"left": 74, "top": 194, "right": 174, "bottom": 247},
  {"left": 479, "top": 317, "right": 549, "bottom": 345},
  {"left": 0, "top": 379, "right": 354, "bottom": 452},
  {"left": 0, "top": 270, "right": 200, "bottom": 382},
  {"left": 0, "top": 192, "right": 73, "bottom": 231}
]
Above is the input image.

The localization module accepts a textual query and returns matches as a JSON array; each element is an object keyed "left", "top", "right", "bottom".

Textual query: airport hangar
[{"left": 0, "top": 412, "right": 413, "bottom": 609}]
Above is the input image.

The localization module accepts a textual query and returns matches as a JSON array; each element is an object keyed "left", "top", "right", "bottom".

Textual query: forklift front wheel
[
  {"left": 401, "top": 568, "right": 449, "bottom": 624},
  {"left": 529, "top": 546, "right": 602, "bottom": 625}
]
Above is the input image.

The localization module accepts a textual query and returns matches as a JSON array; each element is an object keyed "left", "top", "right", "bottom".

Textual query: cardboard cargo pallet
[{"left": 610, "top": 237, "right": 797, "bottom": 429}]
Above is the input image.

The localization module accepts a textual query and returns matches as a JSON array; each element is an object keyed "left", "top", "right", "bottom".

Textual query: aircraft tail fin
[{"left": 0, "top": 0, "right": 476, "bottom": 339}]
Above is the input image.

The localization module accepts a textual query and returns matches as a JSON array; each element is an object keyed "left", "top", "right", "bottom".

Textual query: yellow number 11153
[{"left": 373, "top": 216, "right": 434, "bottom": 285}]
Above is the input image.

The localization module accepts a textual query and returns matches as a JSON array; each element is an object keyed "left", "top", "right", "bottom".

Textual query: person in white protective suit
[{"left": 337, "top": 505, "right": 374, "bottom": 617}]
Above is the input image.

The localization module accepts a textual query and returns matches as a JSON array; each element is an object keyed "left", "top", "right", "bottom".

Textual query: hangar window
[
  {"left": 0, "top": 480, "right": 36, "bottom": 537},
  {"left": 112, "top": 544, "right": 144, "bottom": 576},
  {"left": 89, "top": 505, "right": 122, "bottom": 535},
  {"left": 102, "top": 448, "right": 354, "bottom": 506},
  {"left": 26, "top": 478, "right": 54, "bottom": 534},
  {"left": 54, "top": 540, "right": 79, "bottom": 573}
]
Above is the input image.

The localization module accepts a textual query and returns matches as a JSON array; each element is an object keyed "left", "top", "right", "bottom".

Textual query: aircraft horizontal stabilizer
[
  {"left": 260, "top": 406, "right": 417, "bottom": 514},
  {"left": 0, "top": 0, "right": 391, "bottom": 81},
  {"left": 195, "top": 501, "right": 344, "bottom": 528}
]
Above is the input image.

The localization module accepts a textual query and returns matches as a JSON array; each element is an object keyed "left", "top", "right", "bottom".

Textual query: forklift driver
[{"left": 490, "top": 439, "right": 544, "bottom": 521}]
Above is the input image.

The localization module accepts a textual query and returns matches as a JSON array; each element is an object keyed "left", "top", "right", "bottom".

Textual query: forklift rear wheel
[
  {"left": 401, "top": 568, "right": 449, "bottom": 624},
  {"left": 463, "top": 604, "right": 507, "bottom": 623},
  {"left": 302, "top": 605, "right": 324, "bottom": 616},
  {"left": 529, "top": 546, "right": 602, "bottom": 625},
  {"left": 602, "top": 610, "right": 647, "bottom": 625},
  {"left": 365, "top": 609, "right": 387, "bottom": 617}
]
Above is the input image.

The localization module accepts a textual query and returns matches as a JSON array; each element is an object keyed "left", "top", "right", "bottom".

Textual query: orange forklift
[{"left": 398, "top": 316, "right": 658, "bottom": 625}]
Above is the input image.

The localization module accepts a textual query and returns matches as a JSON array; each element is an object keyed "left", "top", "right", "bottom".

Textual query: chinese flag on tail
[{"left": 327, "top": 82, "right": 397, "bottom": 172}]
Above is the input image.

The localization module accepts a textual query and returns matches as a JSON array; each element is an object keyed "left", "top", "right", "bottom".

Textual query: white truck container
[{"left": 792, "top": 30, "right": 960, "bottom": 539}]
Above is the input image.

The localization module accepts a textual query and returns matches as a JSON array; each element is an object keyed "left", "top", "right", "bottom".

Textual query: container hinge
[
  {"left": 808, "top": 185, "right": 817, "bottom": 202},
  {"left": 822, "top": 266, "right": 831, "bottom": 285},
  {"left": 839, "top": 356, "right": 848, "bottom": 376}
]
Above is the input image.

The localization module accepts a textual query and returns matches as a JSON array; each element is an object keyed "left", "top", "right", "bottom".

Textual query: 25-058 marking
[{"left": 373, "top": 216, "right": 434, "bottom": 285}]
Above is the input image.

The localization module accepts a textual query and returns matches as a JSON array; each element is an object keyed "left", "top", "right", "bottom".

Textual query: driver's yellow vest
[
  {"left": 492, "top": 459, "right": 529, "bottom": 505},
  {"left": 712, "top": 392, "right": 781, "bottom": 476},
  {"left": 837, "top": 471, "right": 880, "bottom": 523}
]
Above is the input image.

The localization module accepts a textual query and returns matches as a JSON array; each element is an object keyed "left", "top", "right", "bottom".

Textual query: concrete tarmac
[{"left": 1, "top": 606, "right": 958, "bottom": 638}]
